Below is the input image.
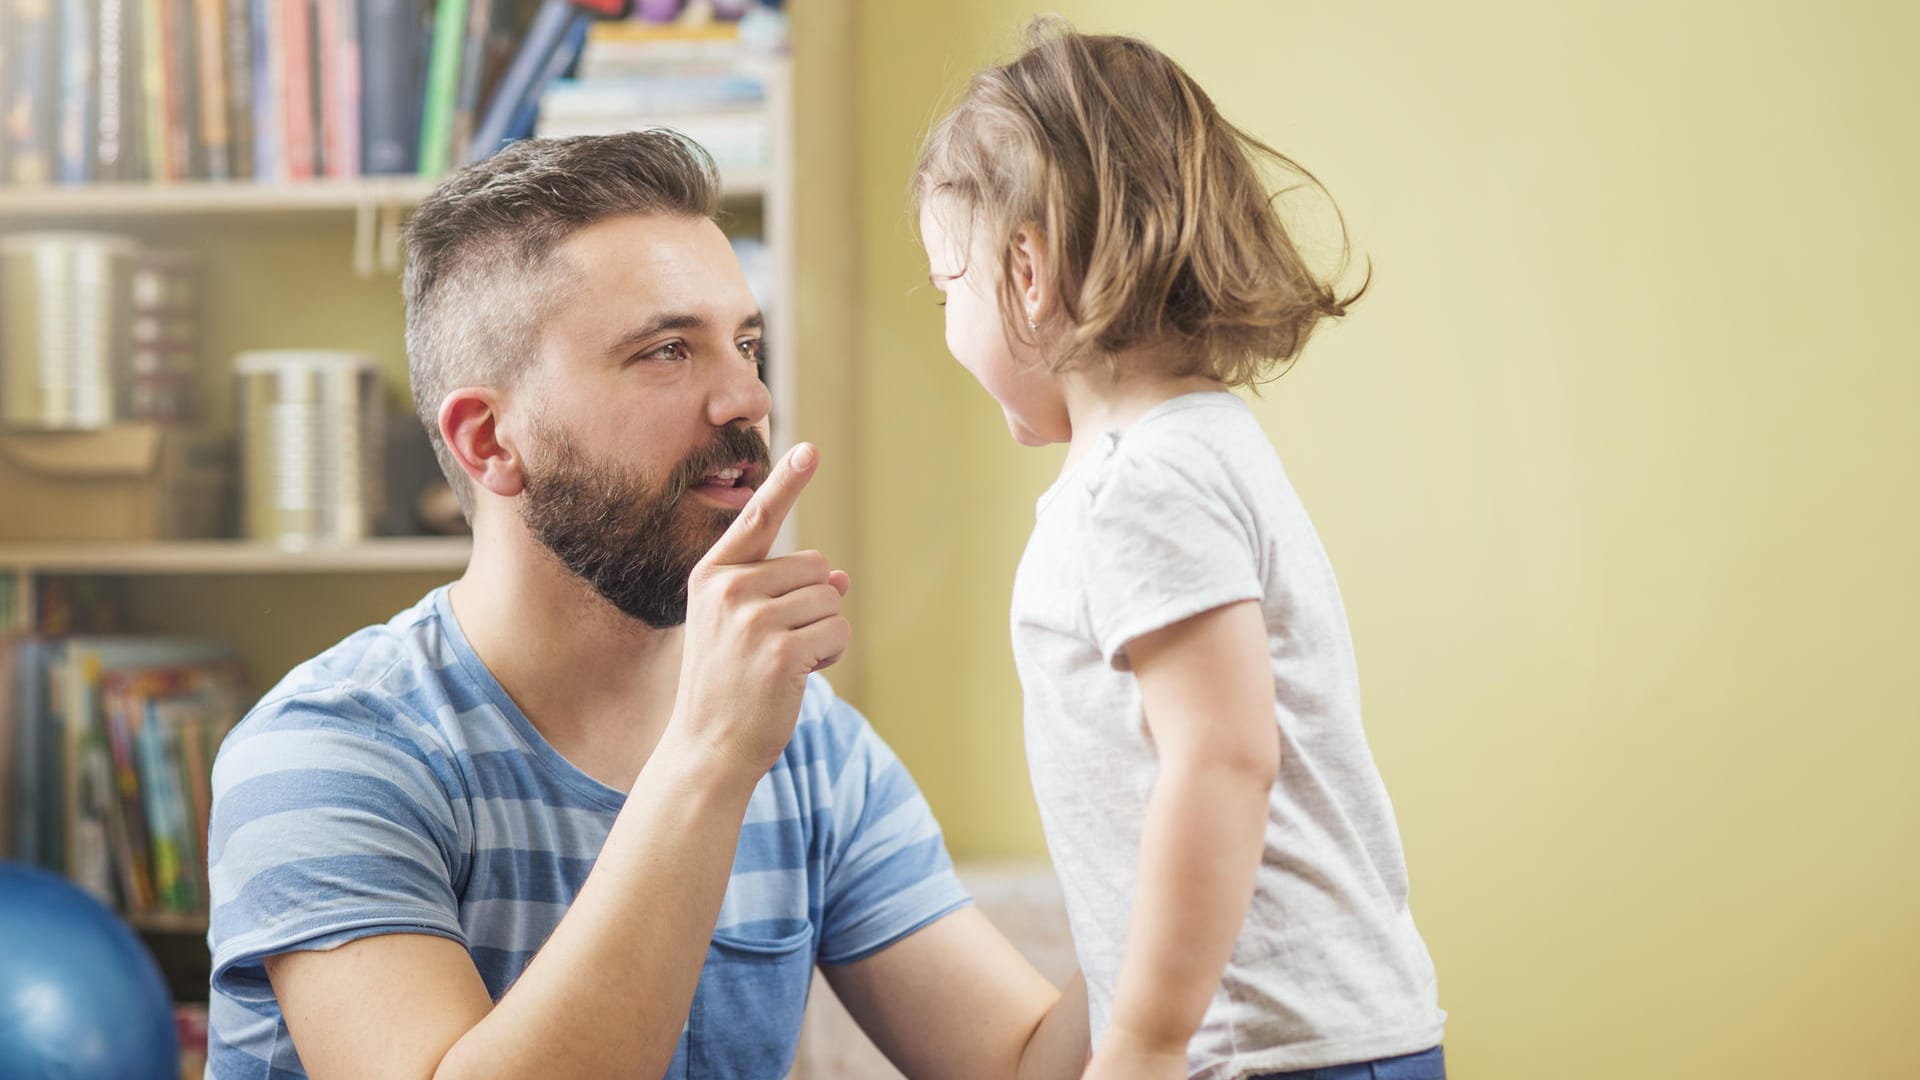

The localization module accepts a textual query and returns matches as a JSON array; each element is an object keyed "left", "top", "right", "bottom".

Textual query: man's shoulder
[{"left": 222, "top": 588, "right": 463, "bottom": 767}]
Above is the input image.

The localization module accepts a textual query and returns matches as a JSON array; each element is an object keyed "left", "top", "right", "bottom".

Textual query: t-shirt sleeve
[
  {"left": 815, "top": 693, "right": 971, "bottom": 965},
  {"left": 207, "top": 689, "right": 468, "bottom": 1006},
  {"left": 1082, "top": 443, "right": 1263, "bottom": 670}
]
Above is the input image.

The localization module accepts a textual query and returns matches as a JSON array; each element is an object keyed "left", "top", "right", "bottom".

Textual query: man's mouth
[
  {"left": 689, "top": 461, "right": 763, "bottom": 507},
  {"left": 697, "top": 461, "right": 760, "bottom": 488}
]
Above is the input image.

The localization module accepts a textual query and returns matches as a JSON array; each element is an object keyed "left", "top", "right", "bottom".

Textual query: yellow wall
[{"left": 852, "top": 2, "right": 1920, "bottom": 1077}]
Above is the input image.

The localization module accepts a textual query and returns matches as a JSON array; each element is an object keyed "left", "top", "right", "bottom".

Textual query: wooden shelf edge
[
  {"left": 126, "top": 911, "right": 211, "bottom": 934},
  {"left": 0, "top": 169, "right": 768, "bottom": 218},
  {"left": 0, "top": 537, "right": 473, "bottom": 575}
]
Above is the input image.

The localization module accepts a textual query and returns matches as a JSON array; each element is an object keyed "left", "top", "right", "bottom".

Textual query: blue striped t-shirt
[{"left": 206, "top": 586, "right": 969, "bottom": 1079}]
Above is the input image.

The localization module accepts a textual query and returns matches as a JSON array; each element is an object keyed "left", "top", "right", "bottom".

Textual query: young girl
[{"left": 914, "top": 21, "right": 1445, "bottom": 1080}]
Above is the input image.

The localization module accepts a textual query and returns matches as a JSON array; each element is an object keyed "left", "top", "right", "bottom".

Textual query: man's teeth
[{"left": 708, "top": 467, "right": 743, "bottom": 483}]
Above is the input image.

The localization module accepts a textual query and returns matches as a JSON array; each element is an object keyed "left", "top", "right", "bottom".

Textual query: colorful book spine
[
  {"left": 414, "top": 0, "right": 468, "bottom": 175},
  {"left": 318, "top": 0, "right": 361, "bottom": 177},
  {"left": 194, "top": 0, "right": 230, "bottom": 179},
  {"left": 0, "top": 3, "right": 9, "bottom": 181},
  {"left": 251, "top": 0, "right": 281, "bottom": 179},
  {"left": 100, "top": 675, "right": 155, "bottom": 914},
  {"left": 55, "top": 0, "right": 96, "bottom": 183},
  {"left": 465, "top": 0, "right": 584, "bottom": 165},
  {"left": 225, "top": 0, "right": 256, "bottom": 178},
  {"left": 2, "top": 0, "right": 56, "bottom": 183},
  {"left": 447, "top": 0, "right": 492, "bottom": 170},
  {"left": 138, "top": 0, "right": 170, "bottom": 179},
  {"left": 162, "top": 0, "right": 201, "bottom": 179},
  {"left": 172, "top": 703, "right": 213, "bottom": 903},
  {"left": 358, "top": 0, "right": 420, "bottom": 174},
  {"left": 135, "top": 711, "right": 188, "bottom": 910},
  {"left": 280, "top": 0, "right": 317, "bottom": 179},
  {"left": 9, "top": 641, "right": 48, "bottom": 865},
  {"left": 96, "top": 0, "right": 131, "bottom": 180}
]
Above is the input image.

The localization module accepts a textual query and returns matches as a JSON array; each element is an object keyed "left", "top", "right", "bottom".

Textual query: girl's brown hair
[{"left": 914, "top": 17, "right": 1365, "bottom": 386}]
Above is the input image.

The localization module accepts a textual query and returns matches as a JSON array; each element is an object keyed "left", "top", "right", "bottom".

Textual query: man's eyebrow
[
  {"left": 604, "top": 312, "right": 706, "bottom": 358},
  {"left": 604, "top": 311, "right": 767, "bottom": 359}
]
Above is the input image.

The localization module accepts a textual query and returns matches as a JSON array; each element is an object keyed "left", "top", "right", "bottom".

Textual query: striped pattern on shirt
[{"left": 207, "top": 586, "right": 968, "bottom": 1079}]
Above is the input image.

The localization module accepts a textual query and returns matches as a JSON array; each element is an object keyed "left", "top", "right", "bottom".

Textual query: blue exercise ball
[{"left": 0, "top": 862, "right": 178, "bottom": 1079}]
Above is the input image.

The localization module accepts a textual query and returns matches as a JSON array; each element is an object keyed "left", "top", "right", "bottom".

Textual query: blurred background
[{"left": 0, "top": 1, "right": 1915, "bottom": 1078}]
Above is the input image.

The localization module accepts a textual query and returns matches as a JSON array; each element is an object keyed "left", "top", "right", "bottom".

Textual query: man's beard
[{"left": 520, "top": 421, "right": 771, "bottom": 628}]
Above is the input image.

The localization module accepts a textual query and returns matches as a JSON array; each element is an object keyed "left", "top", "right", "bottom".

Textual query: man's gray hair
[{"left": 403, "top": 131, "right": 723, "bottom": 519}]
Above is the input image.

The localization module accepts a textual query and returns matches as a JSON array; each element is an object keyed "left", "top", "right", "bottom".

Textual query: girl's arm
[{"left": 1093, "top": 599, "right": 1279, "bottom": 1078}]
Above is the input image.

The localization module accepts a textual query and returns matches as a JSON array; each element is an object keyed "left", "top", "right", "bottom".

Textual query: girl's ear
[{"left": 1011, "top": 224, "right": 1052, "bottom": 325}]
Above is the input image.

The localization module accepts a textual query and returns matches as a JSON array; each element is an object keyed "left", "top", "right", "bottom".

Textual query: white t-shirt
[{"left": 1010, "top": 392, "right": 1444, "bottom": 1078}]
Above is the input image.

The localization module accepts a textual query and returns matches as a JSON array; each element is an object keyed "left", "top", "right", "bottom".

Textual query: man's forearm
[
  {"left": 1103, "top": 760, "right": 1270, "bottom": 1056},
  {"left": 435, "top": 733, "right": 759, "bottom": 1080}
]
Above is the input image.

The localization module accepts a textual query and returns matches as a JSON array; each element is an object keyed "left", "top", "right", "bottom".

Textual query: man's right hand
[{"left": 672, "top": 442, "right": 852, "bottom": 779}]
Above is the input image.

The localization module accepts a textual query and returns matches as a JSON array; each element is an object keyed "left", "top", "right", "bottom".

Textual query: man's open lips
[{"left": 691, "top": 461, "right": 763, "bottom": 507}]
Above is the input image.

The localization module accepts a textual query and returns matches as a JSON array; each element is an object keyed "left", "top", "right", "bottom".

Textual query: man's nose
[{"left": 707, "top": 349, "right": 772, "bottom": 429}]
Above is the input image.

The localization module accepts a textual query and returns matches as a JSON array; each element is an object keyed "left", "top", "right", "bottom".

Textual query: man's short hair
[{"left": 403, "top": 131, "right": 722, "bottom": 519}]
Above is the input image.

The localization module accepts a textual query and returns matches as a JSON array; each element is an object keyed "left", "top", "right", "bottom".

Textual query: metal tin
[
  {"left": 234, "top": 350, "right": 385, "bottom": 547},
  {"left": 1, "top": 231, "right": 137, "bottom": 430}
]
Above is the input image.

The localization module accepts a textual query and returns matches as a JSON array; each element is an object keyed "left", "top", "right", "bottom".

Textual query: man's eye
[
  {"left": 645, "top": 341, "right": 688, "bottom": 363},
  {"left": 738, "top": 339, "right": 766, "bottom": 363}
]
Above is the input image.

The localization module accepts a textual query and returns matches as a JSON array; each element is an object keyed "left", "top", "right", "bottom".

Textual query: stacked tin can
[
  {"left": 233, "top": 351, "right": 384, "bottom": 547},
  {"left": 0, "top": 231, "right": 136, "bottom": 430}
]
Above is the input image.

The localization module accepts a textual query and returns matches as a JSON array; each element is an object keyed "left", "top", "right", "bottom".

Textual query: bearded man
[{"left": 206, "top": 131, "right": 1088, "bottom": 1080}]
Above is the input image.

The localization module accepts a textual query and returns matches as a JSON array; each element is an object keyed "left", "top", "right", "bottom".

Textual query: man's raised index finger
[{"left": 703, "top": 443, "right": 817, "bottom": 567}]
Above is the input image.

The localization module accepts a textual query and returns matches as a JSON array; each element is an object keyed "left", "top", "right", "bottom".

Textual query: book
[
  {"left": 358, "top": 0, "right": 423, "bottom": 174},
  {"left": 18, "top": 634, "right": 240, "bottom": 910},
  {"left": 225, "top": 0, "right": 256, "bottom": 177},
  {"left": 55, "top": 0, "right": 96, "bottom": 183},
  {"left": 463, "top": 0, "right": 587, "bottom": 165},
  {"left": 0, "top": 2, "right": 9, "bottom": 180},
  {"left": 11, "top": 640, "right": 56, "bottom": 868},
  {"left": 3, "top": 0, "right": 57, "bottom": 183},
  {"left": 316, "top": 0, "right": 361, "bottom": 177},
  {"left": 414, "top": 0, "right": 469, "bottom": 175},
  {"left": 162, "top": 0, "right": 202, "bottom": 179},
  {"left": 194, "top": 0, "right": 232, "bottom": 179},
  {"left": 251, "top": 0, "right": 282, "bottom": 179},
  {"left": 0, "top": 636, "right": 19, "bottom": 859},
  {"left": 280, "top": 0, "right": 319, "bottom": 179},
  {"left": 137, "top": 0, "right": 170, "bottom": 179},
  {"left": 446, "top": 0, "right": 494, "bottom": 172},
  {"left": 96, "top": 0, "right": 134, "bottom": 180}
]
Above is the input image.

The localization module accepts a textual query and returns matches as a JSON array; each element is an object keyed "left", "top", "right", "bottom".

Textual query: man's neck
[{"left": 448, "top": 521, "right": 684, "bottom": 792}]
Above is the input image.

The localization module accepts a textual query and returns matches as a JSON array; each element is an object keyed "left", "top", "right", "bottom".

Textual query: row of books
[
  {"left": 0, "top": 0, "right": 549, "bottom": 185},
  {"left": 535, "top": 15, "right": 775, "bottom": 173},
  {"left": 1, "top": 635, "right": 248, "bottom": 919}
]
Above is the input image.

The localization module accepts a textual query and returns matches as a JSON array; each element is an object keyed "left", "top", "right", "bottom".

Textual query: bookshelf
[{"left": 0, "top": 12, "right": 868, "bottom": 1048}]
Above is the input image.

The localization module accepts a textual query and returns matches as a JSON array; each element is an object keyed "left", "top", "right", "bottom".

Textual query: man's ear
[
  {"left": 1010, "top": 224, "right": 1053, "bottom": 326},
  {"left": 438, "top": 388, "right": 526, "bottom": 499}
]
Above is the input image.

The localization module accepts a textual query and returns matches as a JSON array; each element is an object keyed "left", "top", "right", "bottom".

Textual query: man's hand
[{"left": 672, "top": 442, "right": 852, "bottom": 777}]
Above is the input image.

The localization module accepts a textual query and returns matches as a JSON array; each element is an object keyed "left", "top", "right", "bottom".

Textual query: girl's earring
[{"left": 1027, "top": 315, "right": 1038, "bottom": 331}]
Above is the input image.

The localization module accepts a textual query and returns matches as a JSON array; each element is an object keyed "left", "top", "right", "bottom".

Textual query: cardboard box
[{"left": 0, "top": 423, "right": 231, "bottom": 541}]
